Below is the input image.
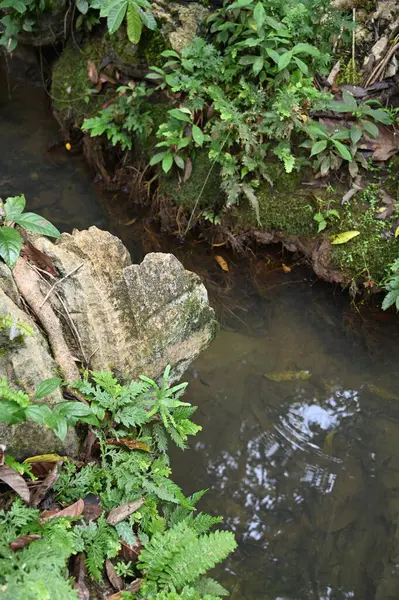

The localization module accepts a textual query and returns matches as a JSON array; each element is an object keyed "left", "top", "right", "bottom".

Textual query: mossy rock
[{"left": 16, "top": 0, "right": 69, "bottom": 46}]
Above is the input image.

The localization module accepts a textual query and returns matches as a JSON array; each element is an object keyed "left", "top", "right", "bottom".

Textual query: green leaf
[
  {"left": 34, "top": 378, "right": 62, "bottom": 400},
  {"left": 53, "top": 401, "right": 94, "bottom": 418},
  {"left": 310, "top": 140, "right": 327, "bottom": 156},
  {"left": 162, "top": 153, "right": 173, "bottom": 173},
  {"left": 0, "top": 0, "right": 26, "bottom": 13},
  {"left": 277, "top": 51, "right": 292, "bottom": 71},
  {"left": 161, "top": 49, "right": 180, "bottom": 58},
  {"left": 227, "top": 0, "right": 254, "bottom": 9},
  {"left": 293, "top": 56, "right": 308, "bottom": 74},
  {"left": 0, "top": 226, "right": 22, "bottom": 269},
  {"left": 139, "top": 9, "right": 157, "bottom": 31},
  {"left": 292, "top": 43, "right": 320, "bottom": 57},
  {"left": 332, "top": 140, "right": 352, "bottom": 161},
  {"left": 168, "top": 108, "right": 192, "bottom": 122},
  {"left": 266, "top": 47, "right": 280, "bottom": 64},
  {"left": 150, "top": 152, "right": 167, "bottom": 165},
  {"left": 76, "top": 0, "right": 89, "bottom": 14},
  {"left": 350, "top": 125, "right": 363, "bottom": 144},
  {"left": 14, "top": 213, "right": 61, "bottom": 238},
  {"left": 173, "top": 154, "right": 185, "bottom": 169},
  {"left": 366, "top": 108, "right": 392, "bottom": 125},
  {"left": 253, "top": 1, "right": 266, "bottom": 29},
  {"left": 192, "top": 124, "right": 204, "bottom": 146},
  {"left": 4, "top": 195, "right": 25, "bottom": 220},
  {"left": 126, "top": 3, "right": 142, "bottom": 44},
  {"left": 107, "top": 0, "right": 127, "bottom": 34},
  {"left": 330, "top": 230, "right": 360, "bottom": 244},
  {"left": 252, "top": 55, "right": 264, "bottom": 75},
  {"left": 25, "top": 404, "right": 54, "bottom": 425},
  {"left": 329, "top": 91, "right": 357, "bottom": 113},
  {"left": 361, "top": 119, "right": 379, "bottom": 138},
  {"left": 382, "top": 289, "right": 399, "bottom": 311}
]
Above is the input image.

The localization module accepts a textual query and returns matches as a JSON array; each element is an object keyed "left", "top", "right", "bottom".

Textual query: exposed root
[{"left": 12, "top": 257, "right": 80, "bottom": 383}]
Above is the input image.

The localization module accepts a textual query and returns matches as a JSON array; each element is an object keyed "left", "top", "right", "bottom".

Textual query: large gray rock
[{"left": 0, "top": 228, "right": 217, "bottom": 457}]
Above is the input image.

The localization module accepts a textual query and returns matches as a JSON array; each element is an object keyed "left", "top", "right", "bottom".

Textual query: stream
[{"left": 2, "top": 58, "right": 399, "bottom": 600}]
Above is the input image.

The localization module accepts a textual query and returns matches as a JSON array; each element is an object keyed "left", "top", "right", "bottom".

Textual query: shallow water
[{"left": 3, "top": 60, "right": 399, "bottom": 600}]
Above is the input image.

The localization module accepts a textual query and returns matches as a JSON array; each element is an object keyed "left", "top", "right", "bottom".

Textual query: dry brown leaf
[
  {"left": 0, "top": 466, "right": 30, "bottom": 503},
  {"left": 215, "top": 255, "right": 229, "bottom": 272},
  {"left": 42, "top": 498, "right": 84, "bottom": 520},
  {"left": 358, "top": 127, "right": 399, "bottom": 161},
  {"left": 120, "top": 538, "right": 142, "bottom": 563},
  {"left": 9, "top": 534, "right": 42, "bottom": 551},
  {"left": 73, "top": 553, "right": 90, "bottom": 600},
  {"left": 282, "top": 264, "right": 291, "bottom": 273},
  {"left": 107, "top": 498, "right": 145, "bottom": 526},
  {"left": 20, "top": 242, "right": 59, "bottom": 277},
  {"left": 99, "top": 73, "right": 116, "bottom": 85},
  {"left": 0, "top": 445, "right": 5, "bottom": 467},
  {"left": 105, "top": 559, "right": 124, "bottom": 591},
  {"left": 107, "top": 439, "right": 150, "bottom": 452},
  {"left": 184, "top": 157, "right": 193, "bottom": 182},
  {"left": 107, "top": 579, "right": 143, "bottom": 600},
  {"left": 30, "top": 464, "right": 59, "bottom": 508},
  {"left": 87, "top": 60, "right": 98, "bottom": 84},
  {"left": 82, "top": 503, "right": 103, "bottom": 523}
]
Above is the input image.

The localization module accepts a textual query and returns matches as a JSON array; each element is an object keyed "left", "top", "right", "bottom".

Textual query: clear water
[{"left": 3, "top": 59, "right": 399, "bottom": 600}]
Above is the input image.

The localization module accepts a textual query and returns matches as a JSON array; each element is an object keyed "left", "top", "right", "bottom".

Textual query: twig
[
  {"left": 39, "top": 263, "right": 84, "bottom": 309},
  {"left": 365, "top": 38, "right": 399, "bottom": 87}
]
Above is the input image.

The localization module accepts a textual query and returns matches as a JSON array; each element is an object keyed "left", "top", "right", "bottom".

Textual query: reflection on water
[
  {"left": 3, "top": 51, "right": 399, "bottom": 600},
  {"left": 172, "top": 277, "right": 399, "bottom": 600}
]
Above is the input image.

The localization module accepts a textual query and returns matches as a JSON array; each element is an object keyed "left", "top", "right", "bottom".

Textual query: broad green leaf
[
  {"left": 306, "top": 122, "right": 329, "bottom": 139},
  {"left": 150, "top": 152, "right": 167, "bottom": 165},
  {"left": 395, "top": 225, "right": 399, "bottom": 238},
  {"left": 367, "top": 108, "right": 392, "bottom": 125},
  {"left": 266, "top": 47, "right": 280, "bottom": 64},
  {"left": 252, "top": 55, "right": 264, "bottom": 75},
  {"left": 240, "top": 37, "right": 259, "bottom": 47},
  {"left": 332, "top": 140, "right": 352, "bottom": 161},
  {"left": 53, "top": 401, "right": 94, "bottom": 418},
  {"left": 277, "top": 51, "right": 292, "bottom": 71},
  {"left": 139, "top": 9, "right": 157, "bottom": 31},
  {"left": 310, "top": 140, "right": 327, "bottom": 156},
  {"left": 253, "top": 2, "right": 266, "bottom": 29},
  {"left": 192, "top": 124, "right": 204, "bottom": 146},
  {"left": 0, "top": 0, "right": 26, "bottom": 13},
  {"left": 361, "top": 119, "right": 379, "bottom": 138},
  {"left": 332, "top": 128, "right": 351, "bottom": 140},
  {"left": 342, "top": 91, "right": 358, "bottom": 111},
  {"left": 161, "top": 49, "right": 180, "bottom": 58},
  {"left": 293, "top": 56, "right": 308, "bottom": 75},
  {"left": 53, "top": 417, "right": 68, "bottom": 441},
  {"left": 239, "top": 55, "right": 257, "bottom": 65},
  {"left": 126, "top": 3, "right": 142, "bottom": 44},
  {"left": 329, "top": 91, "right": 357, "bottom": 113},
  {"left": 173, "top": 155, "right": 185, "bottom": 169},
  {"left": 4, "top": 195, "right": 26, "bottom": 220},
  {"left": 34, "top": 378, "right": 62, "bottom": 400},
  {"left": 330, "top": 230, "right": 360, "bottom": 244},
  {"left": 0, "top": 226, "right": 22, "bottom": 269},
  {"left": 107, "top": 0, "right": 127, "bottom": 34},
  {"left": 350, "top": 125, "right": 362, "bottom": 144},
  {"left": 292, "top": 43, "right": 320, "bottom": 57},
  {"left": 14, "top": 213, "right": 61, "bottom": 238},
  {"left": 228, "top": 0, "right": 254, "bottom": 9},
  {"left": 25, "top": 404, "right": 54, "bottom": 425},
  {"left": 264, "top": 15, "right": 285, "bottom": 31},
  {"left": 168, "top": 108, "right": 192, "bottom": 122},
  {"left": 162, "top": 153, "right": 173, "bottom": 173}
]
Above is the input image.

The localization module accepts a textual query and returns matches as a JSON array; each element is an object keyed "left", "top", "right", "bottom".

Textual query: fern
[
  {"left": 193, "top": 578, "right": 229, "bottom": 597},
  {"left": 138, "top": 521, "right": 237, "bottom": 591},
  {"left": 73, "top": 515, "right": 120, "bottom": 581}
]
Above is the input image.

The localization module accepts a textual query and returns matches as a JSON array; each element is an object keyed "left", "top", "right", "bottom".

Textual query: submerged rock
[{"left": 0, "top": 227, "right": 217, "bottom": 457}]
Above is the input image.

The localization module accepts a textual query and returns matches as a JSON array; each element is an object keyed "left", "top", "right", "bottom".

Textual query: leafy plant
[
  {"left": 0, "top": 195, "right": 60, "bottom": 269},
  {"left": 89, "top": 0, "right": 156, "bottom": 44},
  {"left": 0, "top": 0, "right": 46, "bottom": 51},
  {"left": 313, "top": 208, "right": 340, "bottom": 233},
  {"left": 0, "top": 314, "right": 34, "bottom": 340},
  {"left": 82, "top": 83, "right": 153, "bottom": 151},
  {"left": 382, "top": 258, "right": 399, "bottom": 311}
]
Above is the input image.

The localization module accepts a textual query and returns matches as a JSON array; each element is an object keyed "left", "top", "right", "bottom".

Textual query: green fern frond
[
  {"left": 91, "top": 371, "right": 121, "bottom": 396},
  {"left": 188, "top": 513, "right": 224, "bottom": 534},
  {"left": 193, "top": 577, "right": 230, "bottom": 597},
  {"left": 145, "top": 474, "right": 192, "bottom": 509},
  {"left": 114, "top": 405, "right": 149, "bottom": 427},
  {"left": 153, "top": 422, "right": 169, "bottom": 453},
  {"left": 0, "top": 378, "right": 30, "bottom": 408}
]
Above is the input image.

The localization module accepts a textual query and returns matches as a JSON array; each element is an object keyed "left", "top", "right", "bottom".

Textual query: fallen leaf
[
  {"left": 107, "top": 439, "right": 150, "bottom": 452},
  {"left": 20, "top": 242, "right": 59, "bottom": 277},
  {"left": 83, "top": 503, "right": 103, "bottom": 523},
  {"left": 107, "top": 498, "right": 145, "bottom": 526},
  {"left": 367, "top": 383, "right": 399, "bottom": 401},
  {"left": 73, "top": 553, "right": 90, "bottom": 600},
  {"left": 395, "top": 226, "right": 399, "bottom": 238},
  {"left": 263, "top": 370, "right": 312, "bottom": 382},
  {"left": 9, "top": 534, "right": 42, "bottom": 551},
  {"left": 358, "top": 126, "right": 399, "bottom": 161},
  {"left": 0, "top": 445, "right": 5, "bottom": 467},
  {"left": 107, "top": 579, "right": 143, "bottom": 599},
  {"left": 106, "top": 559, "right": 124, "bottom": 591},
  {"left": 327, "top": 59, "right": 340, "bottom": 86},
  {"left": 330, "top": 231, "right": 360, "bottom": 244},
  {"left": 282, "top": 263, "right": 291, "bottom": 273},
  {"left": 99, "top": 73, "right": 116, "bottom": 85},
  {"left": 0, "top": 466, "right": 30, "bottom": 503},
  {"left": 24, "top": 454, "right": 67, "bottom": 464},
  {"left": 87, "top": 60, "right": 98, "bottom": 84},
  {"left": 212, "top": 241, "right": 227, "bottom": 247},
  {"left": 65, "top": 142, "right": 72, "bottom": 151},
  {"left": 30, "top": 464, "right": 59, "bottom": 507},
  {"left": 184, "top": 157, "right": 193, "bottom": 182},
  {"left": 215, "top": 255, "right": 229, "bottom": 272},
  {"left": 42, "top": 498, "right": 84, "bottom": 520}
]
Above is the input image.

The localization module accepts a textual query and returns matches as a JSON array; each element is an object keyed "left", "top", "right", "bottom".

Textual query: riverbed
[{"left": 2, "top": 57, "right": 399, "bottom": 600}]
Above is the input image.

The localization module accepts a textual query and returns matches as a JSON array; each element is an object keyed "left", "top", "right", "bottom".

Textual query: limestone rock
[
  {"left": 34, "top": 227, "right": 218, "bottom": 381},
  {"left": 152, "top": 1, "right": 209, "bottom": 52},
  {"left": 0, "top": 277, "right": 78, "bottom": 460}
]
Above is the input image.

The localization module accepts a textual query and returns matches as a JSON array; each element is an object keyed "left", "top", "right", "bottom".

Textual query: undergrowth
[{"left": 0, "top": 366, "right": 237, "bottom": 599}]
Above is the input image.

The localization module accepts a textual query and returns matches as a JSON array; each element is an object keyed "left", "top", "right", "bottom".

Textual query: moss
[
  {"left": 160, "top": 150, "right": 223, "bottom": 212},
  {"left": 51, "top": 38, "right": 110, "bottom": 125},
  {"left": 140, "top": 28, "right": 168, "bottom": 67}
]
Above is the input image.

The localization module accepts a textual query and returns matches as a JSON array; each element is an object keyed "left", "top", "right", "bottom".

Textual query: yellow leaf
[
  {"left": 395, "top": 226, "right": 399, "bottom": 238},
  {"left": 263, "top": 370, "right": 312, "bottom": 382},
  {"left": 330, "top": 231, "right": 360, "bottom": 245},
  {"left": 301, "top": 114, "right": 308, "bottom": 123},
  {"left": 23, "top": 454, "right": 67, "bottom": 464},
  {"left": 282, "top": 263, "right": 291, "bottom": 273},
  {"left": 212, "top": 241, "right": 227, "bottom": 247},
  {"left": 215, "top": 255, "right": 229, "bottom": 272},
  {"left": 65, "top": 142, "right": 71, "bottom": 151}
]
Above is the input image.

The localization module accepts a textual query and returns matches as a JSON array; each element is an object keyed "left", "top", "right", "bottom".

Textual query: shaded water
[{"left": 2, "top": 60, "right": 399, "bottom": 600}]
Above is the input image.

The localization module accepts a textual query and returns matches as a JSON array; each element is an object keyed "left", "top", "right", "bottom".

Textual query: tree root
[{"left": 12, "top": 257, "right": 80, "bottom": 383}]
